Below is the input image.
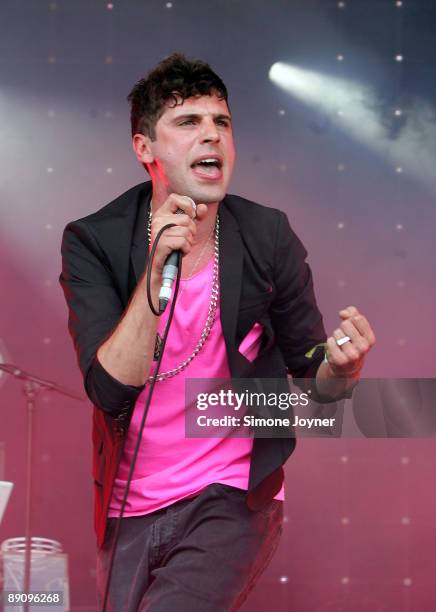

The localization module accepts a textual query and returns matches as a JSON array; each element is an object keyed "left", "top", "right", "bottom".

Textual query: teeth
[
  {"left": 192, "top": 157, "right": 222, "bottom": 169},
  {"left": 196, "top": 158, "right": 220, "bottom": 163}
]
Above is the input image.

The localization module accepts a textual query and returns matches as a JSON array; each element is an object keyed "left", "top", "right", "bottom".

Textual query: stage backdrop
[{"left": 0, "top": 1, "right": 435, "bottom": 610}]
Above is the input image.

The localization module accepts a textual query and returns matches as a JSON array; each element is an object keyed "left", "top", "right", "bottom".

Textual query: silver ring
[{"left": 336, "top": 335, "right": 351, "bottom": 347}]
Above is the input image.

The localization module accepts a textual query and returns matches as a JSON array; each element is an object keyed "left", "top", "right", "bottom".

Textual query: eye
[
  {"left": 216, "top": 119, "right": 230, "bottom": 127},
  {"left": 180, "top": 119, "right": 196, "bottom": 126}
]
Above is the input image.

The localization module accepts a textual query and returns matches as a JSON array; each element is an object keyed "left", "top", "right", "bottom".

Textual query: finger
[
  {"left": 349, "top": 314, "right": 376, "bottom": 347},
  {"left": 326, "top": 336, "right": 348, "bottom": 368},
  {"left": 157, "top": 215, "right": 196, "bottom": 232},
  {"left": 163, "top": 194, "right": 197, "bottom": 218},
  {"left": 333, "top": 327, "right": 360, "bottom": 362},
  {"left": 164, "top": 225, "right": 194, "bottom": 240},
  {"left": 152, "top": 217, "right": 196, "bottom": 241},
  {"left": 163, "top": 236, "right": 193, "bottom": 255},
  {"left": 195, "top": 203, "right": 209, "bottom": 220},
  {"left": 154, "top": 228, "right": 195, "bottom": 253},
  {"left": 339, "top": 319, "right": 370, "bottom": 356},
  {"left": 339, "top": 305, "right": 360, "bottom": 319}
]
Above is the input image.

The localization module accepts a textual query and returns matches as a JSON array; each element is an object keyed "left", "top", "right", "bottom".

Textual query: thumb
[{"left": 195, "top": 203, "right": 209, "bottom": 220}]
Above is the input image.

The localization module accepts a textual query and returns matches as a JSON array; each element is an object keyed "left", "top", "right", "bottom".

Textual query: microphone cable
[{"left": 101, "top": 222, "right": 181, "bottom": 610}]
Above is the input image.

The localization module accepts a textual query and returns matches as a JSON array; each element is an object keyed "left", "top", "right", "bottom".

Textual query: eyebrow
[{"left": 172, "top": 113, "right": 232, "bottom": 123}]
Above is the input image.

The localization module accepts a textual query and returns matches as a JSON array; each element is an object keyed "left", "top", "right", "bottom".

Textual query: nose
[{"left": 200, "top": 117, "right": 220, "bottom": 143}]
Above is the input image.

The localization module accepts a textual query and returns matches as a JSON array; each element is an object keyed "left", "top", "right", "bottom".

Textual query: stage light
[
  {"left": 396, "top": 223, "right": 403, "bottom": 230},
  {"left": 337, "top": 222, "right": 345, "bottom": 229},
  {"left": 395, "top": 54, "right": 403, "bottom": 62},
  {"left": 336, "top": 54, "right": 344, "bottom": 61},
  {"left": 269, "top": 62, "right": 436, "bottom": 192}
]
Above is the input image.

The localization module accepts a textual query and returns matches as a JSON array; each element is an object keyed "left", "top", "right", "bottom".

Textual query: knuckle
[
  {"left": 336, "top": 353, "right": 348, "bottom": 366},
  {"left": 347, "top": 349, "right": 360, "bottom": 361},
  {"left": 359, "top": 339, "right": 370, "bottom": 352}
]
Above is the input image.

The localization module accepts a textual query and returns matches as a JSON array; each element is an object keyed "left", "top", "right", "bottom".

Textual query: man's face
[{"left": 142, "top": 94, "right": 235, "bottom": 204}]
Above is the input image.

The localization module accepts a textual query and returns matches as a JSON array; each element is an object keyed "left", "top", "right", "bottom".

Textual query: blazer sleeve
[
  {"left": 59, "top": 220, "right": 144, "bottom": 415},
  {"left": 270, "top": 211, "right": 327, "bottom": 380}
]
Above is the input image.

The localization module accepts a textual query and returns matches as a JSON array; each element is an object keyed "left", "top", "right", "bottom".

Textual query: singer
[{"left": 60, "top": 53, "right": 375, "bottom": 611}]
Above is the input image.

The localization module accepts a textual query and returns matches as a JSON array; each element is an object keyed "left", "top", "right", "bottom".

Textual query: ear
[{"left": 132, "top": 133, "right": 155, "bottom": 165}]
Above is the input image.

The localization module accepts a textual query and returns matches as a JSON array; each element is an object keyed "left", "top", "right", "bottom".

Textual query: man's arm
[
  {"left": 96, "top": 194, "right": 204, "bottom": 386},
  {"left": 60, "top": 194, "right": 202, "bottom": 414}
]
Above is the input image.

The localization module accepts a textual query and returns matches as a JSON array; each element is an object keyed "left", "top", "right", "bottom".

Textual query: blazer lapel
[
  {"left": 130, "top": 187, "right": 152, "bottom": 284},
  {"left": 218, "top": 200, "right": 244, "bottom": 373}
]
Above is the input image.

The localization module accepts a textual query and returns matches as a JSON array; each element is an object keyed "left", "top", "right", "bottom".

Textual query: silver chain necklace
[{"left": 147, "top": 211, "right": 220, "bottom": 382}]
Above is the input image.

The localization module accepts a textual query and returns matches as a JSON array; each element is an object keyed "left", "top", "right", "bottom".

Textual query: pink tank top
[{"left": 109, "top": 258, "right": 284, "bottom": 517}]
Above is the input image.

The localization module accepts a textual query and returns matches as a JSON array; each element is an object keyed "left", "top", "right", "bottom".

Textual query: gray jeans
[{"left": 97, "top": 483, "right": 283, "bottom": 611}]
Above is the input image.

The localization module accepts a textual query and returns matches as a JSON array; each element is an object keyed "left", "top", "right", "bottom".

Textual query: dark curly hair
[{"left": 127, "top": 53, "right": 229, "bottom": 140}]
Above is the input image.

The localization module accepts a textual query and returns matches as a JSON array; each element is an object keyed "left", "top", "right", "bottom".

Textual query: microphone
[{"left": 158, "top": 198, "right": 196, "bottom": 313}]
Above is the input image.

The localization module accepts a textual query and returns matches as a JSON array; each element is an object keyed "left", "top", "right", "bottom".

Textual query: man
[{"left": 60, "top": 53, "right": 375, "bottom": 611}]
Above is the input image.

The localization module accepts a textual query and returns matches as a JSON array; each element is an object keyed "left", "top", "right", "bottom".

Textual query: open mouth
[{"left": 190, "top": 157, "right": 223, "bottom": 180}]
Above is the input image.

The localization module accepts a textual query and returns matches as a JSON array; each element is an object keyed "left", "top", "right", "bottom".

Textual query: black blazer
[{"left": 60, "top": 181, "right": 326, "bottom": 547}]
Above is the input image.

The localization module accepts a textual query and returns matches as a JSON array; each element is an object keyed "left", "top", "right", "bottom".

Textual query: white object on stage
[{"left": 0, "top": 480, "right": 13, "bottom": 524}]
